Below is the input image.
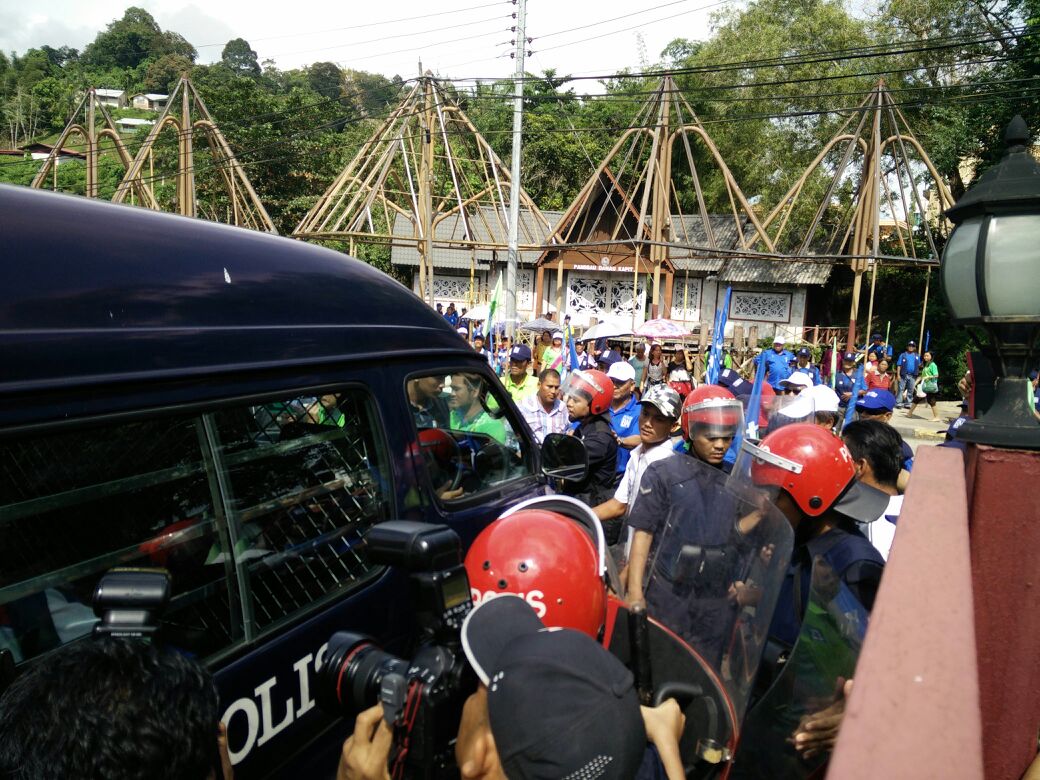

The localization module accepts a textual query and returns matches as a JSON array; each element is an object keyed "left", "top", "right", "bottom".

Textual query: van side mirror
[{"left": 540, "top": 433, "right": 588, "bottom": 482}]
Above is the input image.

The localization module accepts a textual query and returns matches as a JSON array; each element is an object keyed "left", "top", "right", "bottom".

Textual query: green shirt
[
  {"left": 503, "top": 372, "right": 538, "bottom": 403},
  {"left": 921, "top": 362, "right": 939, "bottom": 393},
  {"left": 450, "top": 409, "right": 507, "bottom": 443}
]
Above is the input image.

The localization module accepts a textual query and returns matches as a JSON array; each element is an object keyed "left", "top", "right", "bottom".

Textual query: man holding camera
[{"left": 338, "top": 595, "right": 687, "bottom": 780}]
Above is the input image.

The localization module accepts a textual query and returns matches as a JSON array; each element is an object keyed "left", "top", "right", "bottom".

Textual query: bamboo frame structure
[
  {"left": 293, "top": 72, "right": 554, "bottom": 305},
  {"left": 112, "top": 76, "right": 276, "bottom": 233},
  {"left": 534, "top": 75, "right": 775, "bottom": 328},
  {"left": 761, "top": 80, "right": 955, "bottom": 349},
  {"left": 30, "top": 88, "right": 155, "bottom": 206}
]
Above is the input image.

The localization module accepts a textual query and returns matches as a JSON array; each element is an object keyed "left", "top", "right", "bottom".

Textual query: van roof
[{"left": 0, "top": 185, "right": 470, "bottom": 407}]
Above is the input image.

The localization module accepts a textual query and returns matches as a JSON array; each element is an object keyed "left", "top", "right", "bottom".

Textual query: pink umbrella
[{"left": 635, "top": 318, "right": 692, "bottom": 339}]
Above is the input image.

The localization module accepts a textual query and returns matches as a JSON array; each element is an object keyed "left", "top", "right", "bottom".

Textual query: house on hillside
[
  {"left": 19, "top": 143, "right": 86, "bottom": 164},
  {"left": 389, "top": 206, "right": 560, "bottom": 317},
  {"left": 130, "top": 93, "right": 168, "bottom": 111},
  {"left": 95, "top": 89, "right": 126, "bottom": 108},
  {"left": 115, "top": 117, "right": 156, "bottom": 133}
]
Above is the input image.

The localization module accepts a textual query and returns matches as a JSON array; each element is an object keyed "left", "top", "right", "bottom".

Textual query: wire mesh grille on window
[{"left": 216, "top": 391, "right": 390, "bottom": 632}]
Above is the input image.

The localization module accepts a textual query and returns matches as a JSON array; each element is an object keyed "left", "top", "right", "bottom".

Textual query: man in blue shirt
[
  {"left": 867, "top": 332, "right": 893, "bottom": 362},
  {"left": 834, "top": 352, "right": 858, "bottom": 409},
  {"left": 756, "top": 336, "right": 795, "bottom": 390},
  {"left": 894, "top": 340, "right": 922, "bottom": 409},
  {"left": 792, "top": 346, "right": 822, "bottom": 386},
  {"left": 606, "top": 360, "right": 641, "bottom": 477}
]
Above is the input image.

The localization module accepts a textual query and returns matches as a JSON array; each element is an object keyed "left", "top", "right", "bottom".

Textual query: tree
[
  {"left": 82, "top": 7, "right": 195, "bottom": 70},
  {"left": 221, "top": 38, "right": 260, "bottom": 77},
  {"left": 307, "top": 62, "right": 342, "bottom": 101},
  {"left": 144, "top": 54, "right": 193, "bottom": 93}
]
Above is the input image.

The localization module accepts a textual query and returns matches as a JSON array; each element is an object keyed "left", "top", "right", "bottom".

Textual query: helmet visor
[
  {"left": 726, "top": 437, "right": 804, "bottom": 509},
  {"left": 681, "top": 398, "right": 745, "bottom": 441},
  {"left": 561, "top": 370, "right": 608, "bottom": 408}
]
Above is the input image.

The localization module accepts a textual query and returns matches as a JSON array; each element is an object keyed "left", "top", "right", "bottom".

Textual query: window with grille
[
  {"left": 208, "top": 389, "right": 392, "bottom": 636},
  {"left": 0, "top": 386, "right": 393, "bottom": 665}
]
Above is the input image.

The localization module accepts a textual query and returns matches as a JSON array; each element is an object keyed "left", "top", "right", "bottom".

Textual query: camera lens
[{"left": 315, "top": 631, "right": 409, "bottom": 716}]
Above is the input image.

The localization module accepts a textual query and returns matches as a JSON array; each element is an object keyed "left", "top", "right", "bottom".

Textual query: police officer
[
  {"left": 730, "top": 423, "right": 889, "bottom": 773},
  {"left": 624, "top": 386, "right": 746, "bottom": 664},
  {"left": 756, "top": 336, "right": 794, "bottom": 391},
  {"left": 560, "top": 369, "right": 620, "bottom": 536}
]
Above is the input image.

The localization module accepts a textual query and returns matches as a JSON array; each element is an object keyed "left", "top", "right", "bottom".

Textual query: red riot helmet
[
  {"left": 561, "top": 369, "right": 613, "bottom": 416},
  {"left": 680, "top": 385, "right": 744, "bottom": 441},
  {"left": 736, "top": 422, "right": 887, "bottom": 523},
  {"left": 464, "top": 495, "right": 616, "bottom": 639}
]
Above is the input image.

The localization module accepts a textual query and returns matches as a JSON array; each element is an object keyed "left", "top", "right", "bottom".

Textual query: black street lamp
[{"left": 940, "top": 115, "right": 1040, "bottom": 449}]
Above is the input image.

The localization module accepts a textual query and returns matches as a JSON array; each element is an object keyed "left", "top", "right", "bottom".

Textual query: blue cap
[
  {"left": 510, "top": 344, "right": 532, "bottom": 362},
  {"left": 842, "top": 352, "right": 857, "bottom": 362},
  {"left": 947, "top": 416, "right": 969, "bottom": 438},
  {"left": 855, "top": 389, "right": 896, "bottom": 412},
  {"left": 717, "top": 368, "right": 740, "bottom": 388},
  {"left": 597, "top": 349, "right": 623, "bottom": 368},
  {"left": 796, "top": 347, "right": 811, "bottom": 358},
  {"left": 871, "top": 333, "right": 883, "bottom": 341},
  {"left": 1030, "top": 369, "right": 1039, "bottom": 381}
]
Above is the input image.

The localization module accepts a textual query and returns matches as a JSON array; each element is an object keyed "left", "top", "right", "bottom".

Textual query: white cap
[
  {"left": 552, "top": 330, "right": 564, "bottom": 340},
  {"left": 773, "top": 335, "right": 787, "bottom": 345},
  {"left": 606, "top": 361, "right": 636, "bottom": 383},
  {"left": 457, "top": 327, "right": 469, "bottom": 335},
  {"left": 779, "top": 372, "right": 813, "bottom": 390},
  {"left": 778, "top": 384, "right": 841, "bottom": 419}
]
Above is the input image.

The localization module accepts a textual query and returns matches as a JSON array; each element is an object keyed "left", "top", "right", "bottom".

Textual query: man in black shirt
[{"left": 560, "top": 369, "right": 619, "bottom": 537}]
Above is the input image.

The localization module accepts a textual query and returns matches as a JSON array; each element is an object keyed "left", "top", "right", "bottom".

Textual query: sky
[{"left": 0, "top": 0, "right": 728, "bottom": 84}]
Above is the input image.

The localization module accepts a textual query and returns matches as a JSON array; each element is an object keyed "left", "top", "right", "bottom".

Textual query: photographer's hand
[
  {"left": 217, "top": 722, "right": 234, "bottom": 780},
  {"left": 338, "top": 705, "right": 393, "bottom": 780}
]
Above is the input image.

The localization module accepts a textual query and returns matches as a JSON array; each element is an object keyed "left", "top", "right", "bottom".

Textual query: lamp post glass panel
[{"left": 940, "top": 115, "right": 1040, "bottom": 449}]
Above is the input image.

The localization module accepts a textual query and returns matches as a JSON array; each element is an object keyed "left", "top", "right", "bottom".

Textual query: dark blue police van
[{"left": 0, "top": 185, "right": 549, "bottom": 777}]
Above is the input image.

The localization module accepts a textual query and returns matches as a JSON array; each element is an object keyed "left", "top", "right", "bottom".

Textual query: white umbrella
[
  {"left": 466, "top": 303, "right": 491, "bottom": 320},
  {"left": 582, "top": 319, "right": 633, "bottom": 341}
]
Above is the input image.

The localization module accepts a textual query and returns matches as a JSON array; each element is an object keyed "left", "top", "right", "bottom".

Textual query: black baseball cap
[{"left": 461, "top": 595, "right": 647, "bottom": 780}]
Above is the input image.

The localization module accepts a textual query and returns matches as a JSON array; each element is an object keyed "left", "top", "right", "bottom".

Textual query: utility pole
[
  {"left": 418, "top": 73, "right": 435, "bottom": 305},
  {"left": 504, "top": 0, "right": 528, "bottom": 337}
]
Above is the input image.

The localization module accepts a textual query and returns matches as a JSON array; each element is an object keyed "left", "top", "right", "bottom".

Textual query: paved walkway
[{"left": 886, "top": 400, "right": 964, "bottom": 454}]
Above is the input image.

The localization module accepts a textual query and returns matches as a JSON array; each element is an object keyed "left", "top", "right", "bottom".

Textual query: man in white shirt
[
  {"left": 592, "top": 384, "right": 682, "bottom": 562},
  {"left": 520, "top": 369, "right": 568, "bottom": 444},
  {"left": 841, "top": 418, "right": 904, "bottom": 560}
]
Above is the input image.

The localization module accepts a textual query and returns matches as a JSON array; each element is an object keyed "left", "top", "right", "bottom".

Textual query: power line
[
  {"left": 433, "top": 26, "right": 1028, "bottom": 83},
  {"left": 265, "top": 15, "right": 513, "bottom": 61},
  {"left": 530, "top": 0, "right": 723, "bottom": 40},
  {"left": 193, "top": 2, "right": 510, "bottom": 49},
  {"left": 531, "top": 0, "right": 733, "bottom": 56}
]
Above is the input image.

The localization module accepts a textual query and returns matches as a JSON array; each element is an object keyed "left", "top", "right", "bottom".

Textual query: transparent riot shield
[
  {"left": 729, "top": 557, "right": 869, "bottom": 779},
  {"left": 640, "top": 456, "right": 795, "bottom": 739}
]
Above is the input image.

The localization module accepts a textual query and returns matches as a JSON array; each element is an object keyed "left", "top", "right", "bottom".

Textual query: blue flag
[
  {"left": 567, "top": 325, "right": 580, "bottom": 374},
  {"left": 843, "top": 362, "right": 866, "bottom": 428},
  {"left": 745, "top": 345, "right": 770, "bottom": 440},
  {"left": 706, "top": 286, "right": 732, "bottom": 385}
]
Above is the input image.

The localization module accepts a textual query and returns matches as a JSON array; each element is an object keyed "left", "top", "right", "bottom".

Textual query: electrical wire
[{"left": 193, "top": 1, "right": 510, "bottom": 49}]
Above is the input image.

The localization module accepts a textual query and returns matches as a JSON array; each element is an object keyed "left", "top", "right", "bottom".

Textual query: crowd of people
[{"left": 1, "top": 309, "right": 984, "bottom": 780}]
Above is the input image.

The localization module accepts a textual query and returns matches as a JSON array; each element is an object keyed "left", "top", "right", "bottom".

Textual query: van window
[
  {"left": 406, "top": 371, "right": 533, "bottom": 502},
  {"left": 0, "top": 387, "right": 393, "bottom": 666},
  {"left": 0, "top": 416, "right": 237, "bottom": 664},
  {"left": 207, "top": 389, "right": 392, "bottom": 636}
]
